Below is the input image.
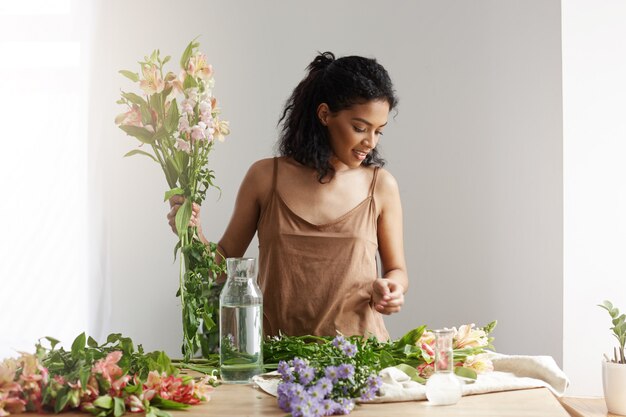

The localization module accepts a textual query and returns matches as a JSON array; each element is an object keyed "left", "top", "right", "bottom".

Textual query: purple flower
[
  {"left": 299, "top": 365, "right": 316, "bottom": 385},
  {"left": 321, "top": 399, "right": 338, "bottom": 416},
  {"left": 292, "top": 357, "right": 308, "bottom": 373},
  {"left": 341, "top": 342, "right": 357, "bottom": 358},
  {"left": 324, "top": 366, "right": 339, "bottom": 382},
  {"left": 332, "top": 335, "right": 346, "bottom": 348},
  {"left": 307, "top": 383, "right": 327, "bottom": 400},
  {"left": 334, "top": 398, "right": 355, "bottom": 415},
  {"left": 314, "top": 377, "right": 333, "bottom": 396},
  {"left": 337, "top": 364, "right": 355, "bottom": 380},
  {"left": 366, "top": 374, "right": 383, "bottom": 391},
  {"left": 360, "top": 388, "right": 376, "bottom": 402},
  {"left": 277, "top": 360, "right": 293, "bottom": 381}
]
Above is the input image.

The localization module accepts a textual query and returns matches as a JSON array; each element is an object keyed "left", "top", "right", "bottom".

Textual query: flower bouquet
[
  {"left": 115, "top": 39, "right": 230, "bottom": 360},
  {"left": 260, "top": 321, "right": 496, "bottom": 415},
  {"left": 0, "top": 333, "right": 217, "bottom": 417}
]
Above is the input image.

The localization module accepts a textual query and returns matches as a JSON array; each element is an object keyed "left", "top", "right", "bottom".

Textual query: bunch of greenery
[{"left": 599, "top": 300, "right": 626, "bottom": 364}]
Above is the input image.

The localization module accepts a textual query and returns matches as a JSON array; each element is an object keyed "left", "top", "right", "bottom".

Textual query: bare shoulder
[
  {"left": 374, "top": 167, "right": 401, "bottom": 211},
  {"left": 240, "top": 157, "right": 275, "bottom": 201},
  {"left": 376, "top": 168, "right": 400, "bottom": 195}
]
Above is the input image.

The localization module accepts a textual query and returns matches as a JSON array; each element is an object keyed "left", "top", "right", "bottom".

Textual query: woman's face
[{"left": 319, "top": 99, "right": 390, "bottom": 171}]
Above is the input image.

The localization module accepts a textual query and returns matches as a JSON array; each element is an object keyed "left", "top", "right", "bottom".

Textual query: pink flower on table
[
  {"left": 144, "top": 371, "right": 201, "bottom": 405},
  {"left": 92, "top": 351, "right": 123, "bottom": 382},
  {"left": 16, "top": 353, "right": 48, "bottom": 413},
  {"left": 417, "top": 362, "right": 434, "bottom": 379},
  {"left": 187, "top": 53, "right": 213, "bottom": 81},
  {"left": 463, "top": 354, "right": 494, "bottom": 374},
  {"left": 139, "top": 63, "right": 165, "bottom": 95},
  {"left": 0, "top": 391, "right": 26, "bottom": 416},
  {"left": 453, "top": 324, "right": 488, "bottom": 349}
]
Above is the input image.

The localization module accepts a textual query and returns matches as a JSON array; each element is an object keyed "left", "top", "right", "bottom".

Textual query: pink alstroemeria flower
[
  {"left": 453, "top": 324, "right": 488, "bottom": 349},
  {"left": 463, "top": 354, "right": 494, "bottom": 374},
  {"left": 144, "top": 371, "right": 200, "bottom": 405},
  {"left": 187, "top": 53, "right": 213, "bottom": 81},
  {"left": 92, "top": 351, "right": 123, "bottom": 382},
  {"left": 139, "top": 63, "right": 165, "bottom": 95},
  {"left": 114, "top": 105, "right": 143, "bottom": 127}
]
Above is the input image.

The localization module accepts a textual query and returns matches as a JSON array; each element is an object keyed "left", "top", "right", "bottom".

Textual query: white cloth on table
[{"left": 252, "top": 351, "right": 570, "bottom": 403}]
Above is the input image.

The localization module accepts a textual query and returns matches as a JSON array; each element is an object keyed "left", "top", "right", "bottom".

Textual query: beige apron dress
[{"left": 257, "top": 157, "right": 389, "bottom": 341}]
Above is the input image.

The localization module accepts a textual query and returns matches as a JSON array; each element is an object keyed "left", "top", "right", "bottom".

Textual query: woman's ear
[{"left": 317, "top": 103, "right": 329, "bottom": 126}]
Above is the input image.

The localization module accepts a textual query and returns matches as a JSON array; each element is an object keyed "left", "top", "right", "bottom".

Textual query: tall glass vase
[{"left": 219, "top": 257, "right": 263, "bottom": 383}]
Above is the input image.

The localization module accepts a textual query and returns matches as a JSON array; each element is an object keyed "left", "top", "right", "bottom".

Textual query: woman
[{"left": 168, "top": 52, "right": 407, "bottom": 341}]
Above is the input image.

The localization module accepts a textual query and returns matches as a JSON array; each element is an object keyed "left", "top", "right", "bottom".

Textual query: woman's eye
[
  {"left": 376, "top": 131, "right": 384, "bottom": 136},
  {"left": 353, "top": 126, "right": 366, "bottom": 133}
]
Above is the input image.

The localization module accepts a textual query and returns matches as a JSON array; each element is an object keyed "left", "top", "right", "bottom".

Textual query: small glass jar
[
  {"left": 425, "top": 329, "right": 463, "bottom": 405},
  {"left": 219, "top": 258, "right": 263, "bottom": 383}
]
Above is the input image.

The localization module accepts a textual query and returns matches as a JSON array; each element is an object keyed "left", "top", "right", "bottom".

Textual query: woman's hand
[
  {"left": 372, "top": 278, "right": 405, "bottom": 315},
  {"left": 167, "top": 195, "right": 202, "bottom": 235}
]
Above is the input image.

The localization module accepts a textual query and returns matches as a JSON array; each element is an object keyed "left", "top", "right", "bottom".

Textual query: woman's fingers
[{"left": 167, "top": 199, "right": 204, "bottom": 233}]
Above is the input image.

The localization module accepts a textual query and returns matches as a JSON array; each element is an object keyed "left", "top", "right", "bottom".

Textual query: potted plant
[{"left": 599, "top": 300, "right": 626, "bottom": 416}]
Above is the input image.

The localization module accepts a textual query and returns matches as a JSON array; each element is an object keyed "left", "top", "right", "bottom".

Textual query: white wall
[
  {"left": 562, "top": 0, "right": 626, "bottom": 396},
  {"left": 89, "top": 0, "right": 563, "bottom": 364}
]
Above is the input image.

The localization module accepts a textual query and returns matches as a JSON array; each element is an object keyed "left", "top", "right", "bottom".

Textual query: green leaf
[
  {"left": 124, "top": 149, "right": 158, "bottom": 163},
  {"left": 45, "top": 336, "right": 60, "bottom": 349},
  {"left": 183, "top": 74, "right": 197, "bottom": 90},
  {"left": 94, "top": 395, "right": 113, "bottom": 410},
  {"left": 455, "top": 366, "right": 478, "bottom": 380},
  {"left": 152, "top": 407, "right": 173, "bottom": 417},
  {"left": 119, "top": 125, "right": 155, "bottom": 144},
  {"left": 379, "top": 350, "right": 395, "bottom": 368},
  {"left": 202, "top": 312, "right": 216, "bottom": 332},
  {"left": 396, "top": 325, "right": 426, "bottom": 347},
  {"left": 482, "top": 320, "right": 498, "bottom": 335},
  {"left": 165, "top": 100, "right": 179, "bottom": 133},
  {"left": 156, "top": 351, "right": 173, "bottom": 373},
  {"left": 71, "top": 332, "right": 86, "bottom": 359},
  {"left": 87, "top": 336, "right": 99, "bottom": 348},
  {"left": 54, "top": 387, "right": 71, "bottom": 413},
  {"left": 175, "top": 199, "right": 192, "bottom": 240},
  {"left": 179, "top": 39, "right": 199, "bottom": 69},
  {"left": 151, "top": 397, "right": 190, "bottom": 410},
  {"left": 164, "top": 187, "right": 184, "bottom": 202},
  {"left": 119, "top": 70, "right": 139, "bottom": 82},
  {"left": 113, "top": 397, "right": 125, "bottom": 417},
  {"left": 394, "top": 363, "right": 426, "bottom": 384},
  {"left": 162, "top": 55, "right": 171, "bottom": 65},
  {"left": 121, "top": 92, "right": 147, "bottom": 107},
  {"left": 79, "top": 368, "right": 91, "bottom": 388},
  {"left": 107, "top": 333, "right": 121, "bottom": 344}
]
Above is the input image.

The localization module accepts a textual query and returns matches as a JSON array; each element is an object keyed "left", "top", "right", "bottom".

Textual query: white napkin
[{"left": 252, "top": 351, "right": 570, "bottom": 403}]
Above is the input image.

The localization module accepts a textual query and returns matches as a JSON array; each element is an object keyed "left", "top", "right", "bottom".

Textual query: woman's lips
[{"left": 353, "top": 149, "right": 368, "bottom": 161}]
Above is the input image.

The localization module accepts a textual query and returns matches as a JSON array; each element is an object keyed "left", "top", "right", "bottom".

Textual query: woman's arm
[
  {"left": 372, "top": 168, "right": 408, "bottom": 315},
  {"left": 167, "top": 159, "right": 273, "bottom": 281}
]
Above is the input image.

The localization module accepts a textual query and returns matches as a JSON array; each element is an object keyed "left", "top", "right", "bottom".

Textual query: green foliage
[
  {"left": 599, "top": 300, "right": 626, "bottom": 364},
  {"left": 38, "top": 333, "right": 178, "bottom": 382}
]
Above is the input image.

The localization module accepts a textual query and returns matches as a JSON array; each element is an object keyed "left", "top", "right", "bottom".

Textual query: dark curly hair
[{"left": 278, "top": 51, "right": 397, "bottom": 182}]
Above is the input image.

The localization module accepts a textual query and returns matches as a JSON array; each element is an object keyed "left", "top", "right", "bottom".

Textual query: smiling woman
[{"left": 167, "top": 51, "right": 408, "bottom": 342}]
